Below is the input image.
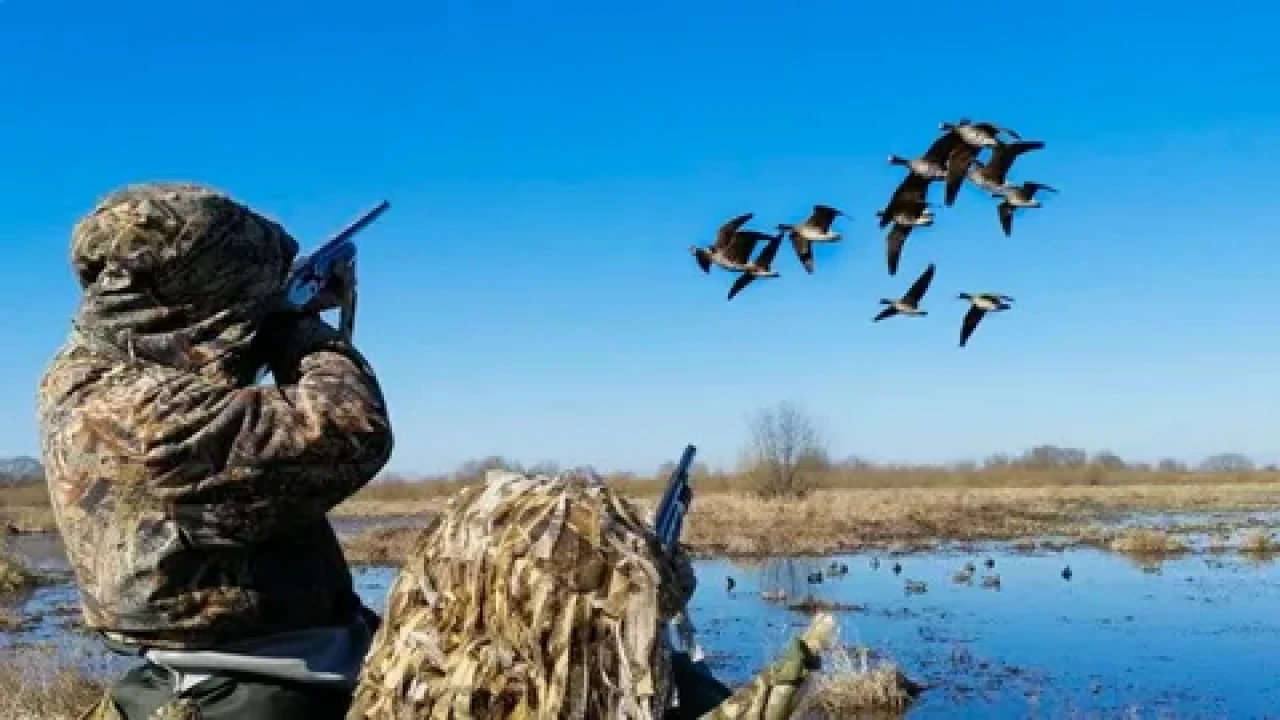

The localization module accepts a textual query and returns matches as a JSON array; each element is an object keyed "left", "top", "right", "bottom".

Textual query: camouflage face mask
[{"left": 67, "top": 182, "right": 298, "bottom": 381}]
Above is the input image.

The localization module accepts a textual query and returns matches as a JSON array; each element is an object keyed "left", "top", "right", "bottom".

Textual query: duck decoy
[
  {"left": 1062, "top": 567, "right": 1072, "bottom": 581},
  {"left": 892, "top": 561, "right": 902, "bottom": 575},
  {"left": 984, "top": 558, "right": 995, "bottom": 569},
  {"left": 997, "top": 182, "right": 1058, "bottom": 236},
  {"left": 726, "top": 229, "right": 785, "bottom": 300},
  {"left": 964, "top": 561, "right": 976, "bottom": 573},
  {"left": 957, "top": 292, "right": 1015, "bottom": 347},
  {"left": 871, "top": 557, "right": 881, "bottom": 570},
  {"left": 952, "top": 568, "right": 975, "bottom": 584},
  {"left": 904, "top": 579, "right": 928, "bottom": 594},
  {"left": 726, "top": 576, "right": 737, "bottom": 592},
  {"left": 981, "top": 574, "right": 1001, "bottom": 589},
  {"left": 691, "top": 212, "right": 764, "bottom": 273},
  {"left": 778, "top": 204, "right": 846, "bottom": 274},
  {"left": 874, "top": 263, "right": 935, "bottom": 322}
]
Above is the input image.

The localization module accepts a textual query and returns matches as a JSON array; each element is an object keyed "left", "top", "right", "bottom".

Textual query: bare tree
[
  {"left": 1197, "top": 453, "right": 1255, "bottom": 473},
  {"left": 742, "top": 401, "right": 830, "bottom": 498}
]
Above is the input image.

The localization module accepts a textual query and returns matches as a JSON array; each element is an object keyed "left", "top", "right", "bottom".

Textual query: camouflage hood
[
  {"left": 68, "top": 182, "right": 298, "bottom": 381},
  {"left": 349, "top": 468, "right": 697, "bottom": 720}
]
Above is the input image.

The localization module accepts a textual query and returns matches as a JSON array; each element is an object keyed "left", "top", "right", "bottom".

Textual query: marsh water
[{"left": 4, "top": 515, "right": 1280, "bottom": 718}]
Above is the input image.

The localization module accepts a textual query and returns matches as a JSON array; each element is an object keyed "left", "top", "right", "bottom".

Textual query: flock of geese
[{"left": 689, "top": 118, "right": 1056, "bottom": 347}]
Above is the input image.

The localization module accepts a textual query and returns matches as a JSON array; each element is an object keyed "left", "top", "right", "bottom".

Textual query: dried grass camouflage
[
  {"left": 348, "top": 469, "right": 835, "bottom": 720},
  {"left": 348, "top": 468, "right": 692, "bottom": 719},
  {"left": 38, "top": 182, "right": 393, "bottom": 649}
]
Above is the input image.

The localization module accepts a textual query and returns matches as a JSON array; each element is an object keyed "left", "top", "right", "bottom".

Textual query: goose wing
[
  {"left": 873, "top": 305, "right": 898, "bottom": 322},
  {"left": 1025, "top": 181, "right": 1058, "bottom": 197},
  {"left": 943, "top": 144, "right": 979, "bottom": 206},
  {"left": 960, "top": 305, "right": 986, "bottom": 347},
  {"left": 997, "top": 202, "right": 1015, "bottom": 236},
  {"left": 884, "top": 173, "right": 930, "bottom": 226},
  {"left": 903, "top": 262, "right": 936, "bottom": 304},
  {"left": 715, "top": 212, "right": 754, "bottom": 251},
  {"left": 986, "top": 140, "right": 1045, "bottom": 183},
  {"left": 755, "top": 233, "right": 783, "bottom": 270},
  {"left": 727, "top": 273, "right": 755, "bottom": 301},
  {"left": 885, "top": 223, "right": 912, "bottom": 277},
  {"left": 921, "top": 129, "right": 962, "bottom": 165},
  {"left": 724, "top": 230, "right": 764, "bottom": 264},
  {"left": 789, "top": 232, "right": 815, "bottom": 273},
  {"left": 806, "top": 204, "right": 842, "bottom": 233}
]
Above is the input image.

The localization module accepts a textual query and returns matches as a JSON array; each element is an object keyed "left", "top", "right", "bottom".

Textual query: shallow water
[{"left": 6, "top": 525, "right": 1280, "bottom": 717}]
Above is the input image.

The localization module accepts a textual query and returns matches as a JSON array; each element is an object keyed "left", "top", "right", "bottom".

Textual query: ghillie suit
[
  {"left": 348, "top": 469, "right": 834, "bottom": 720},
  {"left": 40, "top": 182, "right": 394, "bottom": 720}
]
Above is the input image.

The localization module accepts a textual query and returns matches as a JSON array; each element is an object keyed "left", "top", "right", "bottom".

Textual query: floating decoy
[
  {"left": 958, "top": 292, "right": 1015, "bottom": 347},
  {"left": 874, "top": 263, "right": 936, "bottom": 322},
  {"left": 984, "top": 558, "right": 995, "bottom": 569},
  {"left": 981, "top": 574, "right": 1002, "bottom": 589},
  {"left": 726, "top": 576, "right": 737, "bottom": 592},
  {"left": 1062, "top": 567, "right": 1072, "bottom": 581},
  {"left": 904, "top": 579, "right": 928, "bottom": 594},
  {"left": 892, "top": 561, "right": 903, "bottom": 575}
]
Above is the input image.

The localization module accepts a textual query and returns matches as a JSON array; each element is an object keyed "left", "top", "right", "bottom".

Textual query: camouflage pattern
[
  {"left": 38, "top": 182, "right": 394, "bottom": 650},
  {"left": 698, "top": 614, "right": 835, "bottom": 720},
  {"left": 347, "top": 468, "right": 834, "bottom": 720}
]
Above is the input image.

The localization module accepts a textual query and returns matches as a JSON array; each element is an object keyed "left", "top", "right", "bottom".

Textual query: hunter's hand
[{"left": 301, "top": 262, "right": 354, "bottom": 314}]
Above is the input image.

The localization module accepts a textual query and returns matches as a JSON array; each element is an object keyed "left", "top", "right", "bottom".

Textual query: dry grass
[
  {"left": 1108, "top": 528, "right": 1188, "bottom": 556},
  {"left": 0, "top": 645, "right": 105, "bottom": 720},
  {"left": 800, "top": 646, "right": 923, "bottom": 718},
  {"left": 335, "top": 482, "right": 1280, "bottom": 564}
]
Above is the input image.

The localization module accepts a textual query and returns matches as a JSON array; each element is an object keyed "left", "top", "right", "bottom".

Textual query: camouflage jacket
[{"left": 38, "top": 183, "right": 394, "bottom": 650}]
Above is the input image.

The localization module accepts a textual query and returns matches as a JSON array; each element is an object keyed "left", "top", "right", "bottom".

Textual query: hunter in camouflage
[
  {"left": 348, "top": 468, "right": 834, "bottom": 720},
  {"left": 37, "top": 182, "right": 393, "bottom": 719}
]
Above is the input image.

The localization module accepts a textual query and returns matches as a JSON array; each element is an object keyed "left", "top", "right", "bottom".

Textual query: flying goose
[
  {"left": 996, "top": 182, "right": 1058, "bottom": 236},
  {"left": 887, "top": 126, "right": 964, "bottom": 181},
  {"left": 957, "top": 292, "right": 1014, "bottom": 347},
  {"left": 878, "top": 173, "right": 932, "bottom": 230},
  {"left": 691, "top": 212, "right": 762, "bottom": 273},
  {"left": 949, "top": 140, "right": 1046, "bottom": 205},
  {"left": 939, "top": 118, "right": 1023, "bottom": 147},
  {"left": 874, "top": 262, "right": 936, "bottom": 322},
  {"left": 939, "top": 120, "right": 1024, "bottom": 207},
  {"left": 727, "top": 230, "right": 784, "bottom": 301},
  {"left": 880, "top": 204, "right": 934, "bottom": 277},
  {"left": 778, "top": 204, "right": 846, "bottom": 274}
]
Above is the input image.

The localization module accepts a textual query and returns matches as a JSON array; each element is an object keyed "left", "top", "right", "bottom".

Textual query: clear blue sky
[{"left": 3, "top": 1, "right": 1278, "bottom": 475}]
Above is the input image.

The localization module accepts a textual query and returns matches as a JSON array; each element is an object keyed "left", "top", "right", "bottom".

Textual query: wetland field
[{"left": 3, "top": 470, "right": 1280, "bottom": 718}]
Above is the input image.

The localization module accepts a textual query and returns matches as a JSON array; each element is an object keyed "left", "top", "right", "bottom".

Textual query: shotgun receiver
[
  {"left": 283, "top": 200, "right": 391, "bottom": 341},
  {"left": 652, "top": 444, "right": 703, "bottom": 661}
]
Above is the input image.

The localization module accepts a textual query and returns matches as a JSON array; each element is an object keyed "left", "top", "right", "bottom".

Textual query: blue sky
[{"left": 3, "top": 1, "right": 1278, "bottom": 474}]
